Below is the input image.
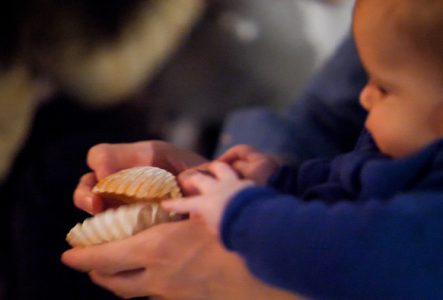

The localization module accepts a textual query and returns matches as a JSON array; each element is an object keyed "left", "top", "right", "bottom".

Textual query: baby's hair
[{"left": 390, "top": 0, "right": 443, "bottom": 74}]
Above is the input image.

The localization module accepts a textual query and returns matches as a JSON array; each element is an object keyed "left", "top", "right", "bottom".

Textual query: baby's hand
[
  {"left": 162, "top": 162, "right": 253, "bottom": 234},
  {"left": 177, "top": 162, "right": 212, "bottom": 196},
  {"left": 217, "top": 144, "right": 280, "bottom": 185}
]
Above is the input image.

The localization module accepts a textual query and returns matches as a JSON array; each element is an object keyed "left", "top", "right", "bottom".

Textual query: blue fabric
[
  {"left": 220, "top": 134, "right": 443, "bottom": 300},
  {"left": 216, "top": 36, "right": 368, "bottom": 164}
]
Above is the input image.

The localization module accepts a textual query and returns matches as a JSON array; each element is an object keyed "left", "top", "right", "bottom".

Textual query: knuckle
[
  {"left": 73, "top": 197, "right": 85, "bottom": 211},
  {"left": 134, "top": 141, "right": 154, "bottom": 163},
  {"left": 73, "top": 184, "right": 85, "bottom": 204},
  {"left": 87, "top": 143, "right": 111, "bottom": 167},
  {"left": 72, "top": 187, "right": 82, "bottom": 203},
  {"left": 79, "top": 172, "right": 92, "bottom": 183},
  {"left": 88, "top": 143, "right": 109, "bottom": 157}
]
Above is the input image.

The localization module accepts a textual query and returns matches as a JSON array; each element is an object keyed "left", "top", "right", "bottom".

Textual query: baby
[{"left": 163, "top": 0, "right": 443, "bottom": 299}]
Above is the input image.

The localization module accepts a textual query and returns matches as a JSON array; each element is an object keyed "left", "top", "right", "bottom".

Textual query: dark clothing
[
  {"left": 221, "top": 132, "right": 443, "bottom": 300},
  {"left": 0, "top": 95, "right": 157, "bottom": 299}
]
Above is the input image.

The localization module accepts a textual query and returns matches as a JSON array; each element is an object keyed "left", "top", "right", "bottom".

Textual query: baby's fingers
[
  {"left": 208, "top": 161, "right": 238, "bottom": 181},
  {"left": 217, "top": 144, "right": 257, "bottom": 163},
  {"left": 184, "top": 173, "right": 218, "bottom": 194},
  {"left": 161, "top": 197, "right": 202, "bottom": 215}
]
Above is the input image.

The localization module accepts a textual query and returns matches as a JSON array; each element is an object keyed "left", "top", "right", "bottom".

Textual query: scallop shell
[
  {"left": 66, "top": 203, "right": 178, "bottom": 247},
  {"left": 92, "top": 166, "right": 182, "bottom": 204}
]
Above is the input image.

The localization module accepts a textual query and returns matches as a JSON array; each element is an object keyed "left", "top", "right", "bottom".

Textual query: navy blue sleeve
[
  {"left": 267, "top": 130, "right": 380, "bottom": 199},
  {"left": 267, "top": 161, "right": 330, "bottom": 196},
  {"left": 221, "top": 187, "right": 443, "bottom": 300}
]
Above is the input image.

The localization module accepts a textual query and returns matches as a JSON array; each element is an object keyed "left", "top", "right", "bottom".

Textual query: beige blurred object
[
  {"left": 49, "top": 0, "right": 206, "bottom": 106},
  {"left": 0, "top": 0, "right": 205, "bottom": 181},
  {"left": 66, "top": 203, "right": 177, "bottom": 247},
  {"left": 0, "top": 66, "right": 40, "bottom": 181},
  {"left": 93, "top": 166, "right": 182, "bottom": 204}
]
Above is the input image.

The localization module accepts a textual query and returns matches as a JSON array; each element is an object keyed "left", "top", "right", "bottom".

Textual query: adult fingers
[
  {"left": 161, "top": 196, "right": 203, "bottom": 215},
  {"left": 89, "top": 268, "right": 153, "bottom": 299},
  {"left": 73, "top": 173, "right": 104, "bottom": 214},
  {"left": 87, "top": 143, "right": 150, "bottom": 179},
  {"left": 87, "top": 141, "right": 208, "bottom": 179},
  {"left": 61, "top": 234, "right": 147, "bottom": 274},
  {"left": 86, "top": 143, "right": 122, "bottom": 179}
]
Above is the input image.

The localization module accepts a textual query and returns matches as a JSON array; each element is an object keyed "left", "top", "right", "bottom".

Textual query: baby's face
[{"left": 353, "top": 0, "right": 443, "bottom": 158}]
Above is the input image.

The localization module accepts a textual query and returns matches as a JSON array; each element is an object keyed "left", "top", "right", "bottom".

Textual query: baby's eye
[
  {"left": 367, "top": 78, "right": 389, "bottom": 97},
  {"left": 376, "top": 84, "right": 388, "bottom": 95}
]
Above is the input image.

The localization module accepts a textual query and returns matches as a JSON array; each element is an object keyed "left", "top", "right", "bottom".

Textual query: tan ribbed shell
[
  {"left": 66, "top": 203, "right": 181, "bottom": 247},
  {"left": 66, "top": 166, "right": 184, "bottom": 247},
  {"left": 92, "top": 166, "right": 182, "bottom": 204}
]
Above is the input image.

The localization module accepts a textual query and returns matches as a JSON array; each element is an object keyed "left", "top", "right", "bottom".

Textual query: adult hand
[
  {"left": 73, "top": 140, "right": 207, "bottom": 214},
  {"left": 62, "top": 220, "right": 302, "bottom": 300}
]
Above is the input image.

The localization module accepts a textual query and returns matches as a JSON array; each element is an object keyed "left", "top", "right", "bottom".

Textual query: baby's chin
[
  {"left": 366, "top": 126, "right": 427, "bottom": 159},
  {"left": 369, "top": 133, "right": 404, "bottom": 159},
  {"left": 377, "top": 140, "right": 433, "bottom": 159}
]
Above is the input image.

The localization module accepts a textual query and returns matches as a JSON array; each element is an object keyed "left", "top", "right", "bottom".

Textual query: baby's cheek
[
  {"left": 370, "top": 121, "right": 419, "bottom": 158},
  {"left": 364, "top": 116, "right": 389, "bottom": 151}
]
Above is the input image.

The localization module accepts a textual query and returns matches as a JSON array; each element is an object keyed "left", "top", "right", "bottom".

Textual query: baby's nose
[{"left": 359, "top": 84, "right": 375, "bottom": 111}]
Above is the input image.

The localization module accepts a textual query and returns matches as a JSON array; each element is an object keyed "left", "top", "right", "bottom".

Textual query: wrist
[{"left": 208, "top": 248, "right": 301, "bottom": 300}]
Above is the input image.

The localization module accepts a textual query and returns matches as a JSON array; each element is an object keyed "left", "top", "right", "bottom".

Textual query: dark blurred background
[{"left": 0, "top": 0, "right": 352, "bottom": 299}]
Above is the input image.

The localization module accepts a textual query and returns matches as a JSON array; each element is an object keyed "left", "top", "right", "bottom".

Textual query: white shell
[
  {"left": 66, "top": 203, "right": 177, "bottom": 247},
  {"left": 92, "top": 166, "right": 182, "bottom": 202}
]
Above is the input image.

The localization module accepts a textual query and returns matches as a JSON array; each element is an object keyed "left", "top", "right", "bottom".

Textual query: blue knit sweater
[{"left": 221, "top": 132, "right": 443, "bottom": 300}]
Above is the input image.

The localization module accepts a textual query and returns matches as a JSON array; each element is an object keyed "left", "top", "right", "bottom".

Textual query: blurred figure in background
[
  {"left": 0, "top": 0, "right": 204, "bottom": 299},
  {"left": 147, "top": 0, "right": 353, "bottom": 156},
  {"left": 0, "top": 0, "right": 352, "bottom": 299}
]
